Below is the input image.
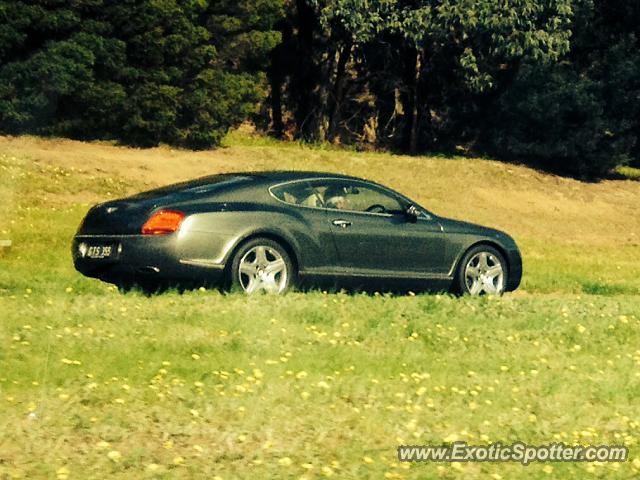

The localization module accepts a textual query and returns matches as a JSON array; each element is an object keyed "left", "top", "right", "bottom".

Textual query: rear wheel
[
  {"left": 229, "top": 238, "right": 295, "bottom": 294},
  {"left": 456, "top": 245, "right": 507, "bottom": 295}
]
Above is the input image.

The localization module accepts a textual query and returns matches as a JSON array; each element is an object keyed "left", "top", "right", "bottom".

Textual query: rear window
[{"left": 131, "top": 174, "right": 253, "bottom": 199}]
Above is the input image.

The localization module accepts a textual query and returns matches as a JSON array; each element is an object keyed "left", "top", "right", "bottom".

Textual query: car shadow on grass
[{"left": 115, "top": 278, "right": 456, "bottom": 298}]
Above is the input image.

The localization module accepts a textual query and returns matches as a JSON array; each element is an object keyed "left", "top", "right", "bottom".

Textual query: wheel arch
[
  {"left": 225, "top": 230, "right": 300, "bottom": 276},
  {"left": 452, "top": 240, "right": 510, "bottom": 285}
]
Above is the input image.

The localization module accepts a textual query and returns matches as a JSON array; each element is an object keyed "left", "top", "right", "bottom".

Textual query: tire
[
  {"left": 229, "top": 237, "right": 295, "bottom": 294},
  {"left": 455, "top": 245, "right": 508, "bottom": 296}
]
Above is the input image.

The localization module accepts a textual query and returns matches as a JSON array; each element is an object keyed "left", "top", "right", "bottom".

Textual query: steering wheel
[{"left": 365, "top": 204, "right": 386, "bottom": 213}]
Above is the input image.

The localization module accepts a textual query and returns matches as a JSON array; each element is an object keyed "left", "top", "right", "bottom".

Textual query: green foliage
[
  {"left": 269, "top": 0, "right": 640, "bottom": 177},
  {"left": 2, "top": 0, "right": 640, "bottom": 176},
  {"left": 177, "top": 70, "right": 261, "bottom": 149},
  {"left": 0, "top": 0, "right": 283, "bottom": 149},
  {"left": 478, "top": 0, "right": 640, "bottom": 177},
  {"left": 484, "top": 59, "right": 636, "bottom": 178},
  {"left": 282, "top": 0, "right": 574, "bottom": 153}
]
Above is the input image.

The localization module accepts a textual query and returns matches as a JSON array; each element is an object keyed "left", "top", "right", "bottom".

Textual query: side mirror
[{"left": 405, "top": 204, "right": 420, "bottom": 223}]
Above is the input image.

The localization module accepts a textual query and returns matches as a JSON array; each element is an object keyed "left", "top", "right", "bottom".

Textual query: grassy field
[{"left": 0, "top": 133, "right": 639, "bottom": 479}]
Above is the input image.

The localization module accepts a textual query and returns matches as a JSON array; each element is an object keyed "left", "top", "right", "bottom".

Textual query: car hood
[{"left": 438, "top": 217, "right": 513, "bottom": 242}]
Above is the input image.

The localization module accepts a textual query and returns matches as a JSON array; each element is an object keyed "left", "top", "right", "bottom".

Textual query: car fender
[{"left": 171, "top": 203, "right": 329, "bottom": 270}]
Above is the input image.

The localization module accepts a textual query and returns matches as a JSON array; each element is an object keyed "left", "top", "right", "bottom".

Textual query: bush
[
  {"left": 0, "top": 0, "right": 282, "bottom": 149},
  {"left": 482, "top": 56, "right": 637, "bottom": 179}
]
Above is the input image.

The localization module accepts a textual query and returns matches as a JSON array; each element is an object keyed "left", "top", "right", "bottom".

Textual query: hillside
[
  {"left": 1, "top": 132, "right": 639, "bottom": 294},
  {"left": 0, "top": 134, "right": 639, "bottom": 480}
]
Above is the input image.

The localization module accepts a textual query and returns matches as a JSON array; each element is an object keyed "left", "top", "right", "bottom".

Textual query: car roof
[{"left": 247, "top": 170, "right": 365, "bottom": 182}]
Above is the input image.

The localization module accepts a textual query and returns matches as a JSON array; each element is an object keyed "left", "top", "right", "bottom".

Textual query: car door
[
  {"left": 312, "top": 179, "right": 446, "bottom": 277},
  {"left": 269, "top": 179, "right": 339, "bottom": 270}
]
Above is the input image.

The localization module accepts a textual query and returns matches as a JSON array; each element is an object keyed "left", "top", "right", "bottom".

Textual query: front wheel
[
  {"left": 229, "top": 238, "right": 295, "bottom": 294},
  {"left": 456, "top": 245, "right": 507, "bottom": 295}
]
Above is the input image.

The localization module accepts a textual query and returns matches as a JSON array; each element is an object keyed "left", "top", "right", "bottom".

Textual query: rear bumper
[{"left": 72, "top": 234, "right": 225, "bottom": 286}]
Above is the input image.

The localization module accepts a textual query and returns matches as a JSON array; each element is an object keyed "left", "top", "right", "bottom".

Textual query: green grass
[
  {"left": 1, "top": 136, "right": 640, "bottom": 479},
  {"left": 615, "top": 165, "right": 640, "bottom": 180},
  {"left": 517, "top": 239, "right": 640, "bottom": 295}
]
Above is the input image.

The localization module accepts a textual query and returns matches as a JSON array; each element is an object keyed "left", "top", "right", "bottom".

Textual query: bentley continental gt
[{"left": 73, "top": 171, "right": 522, "bottom": 294}]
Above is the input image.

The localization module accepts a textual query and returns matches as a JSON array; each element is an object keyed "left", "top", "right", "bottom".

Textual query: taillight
[{"left": 142, "top": 210, "right": 185, "bottom": 235}]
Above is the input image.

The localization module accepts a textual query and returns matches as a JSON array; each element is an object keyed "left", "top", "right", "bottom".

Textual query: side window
[
  {"left": 342, "top": 185, "right": 404, "bottom": 214},
  {"left": 308, "top": 180, "right": 405, "bottom": 214},
  {"left": 271, "top": 181, "right": 324, "bottom": 207},
  {"left": 272, "top": 179, "right": 406, "bottom": 214}
]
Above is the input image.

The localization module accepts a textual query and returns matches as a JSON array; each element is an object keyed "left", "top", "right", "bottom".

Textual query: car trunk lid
[{"left": 77, "top": 200, "right": 155, "bottom": 235}]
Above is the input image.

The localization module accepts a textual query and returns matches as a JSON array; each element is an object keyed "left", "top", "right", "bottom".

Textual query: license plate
[{"left": 84, "top": 244, "right": 116, "bottom": 260}]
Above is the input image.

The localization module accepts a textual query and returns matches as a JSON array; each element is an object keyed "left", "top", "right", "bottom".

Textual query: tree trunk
[
  {"left": 327, "top": 40, "right": 352, "bottom": 143},
  {"left": 268, "top": 50, "right": 285, "bottom": 139},
  {"left": 409, "top": 49, "right": 422, "bottom": 154},
  {"left": 267, "top": 17, "right": 293, "bottom": 139},
  {"left": 293, "top": 0, "right": 321, "bottom": 141}
]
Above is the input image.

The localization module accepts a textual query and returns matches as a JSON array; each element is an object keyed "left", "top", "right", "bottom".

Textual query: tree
[
  {"left": 271, "top": 0, "right": 573, "bottom": 153},
  {"left": 480, "top": 0, "right": 640, "bottom": 177},
  {"left": 0, "top": 0, "right": 283, "bottom": 149}
]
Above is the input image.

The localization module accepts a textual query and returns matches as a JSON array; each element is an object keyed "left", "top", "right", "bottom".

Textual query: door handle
[{"left": 332, "top": 219, "right": 352, "bottom": 228}]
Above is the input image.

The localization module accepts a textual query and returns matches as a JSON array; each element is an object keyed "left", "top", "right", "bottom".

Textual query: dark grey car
[{"left": 73, "top": 171, "right": 522, "bottom": 294}]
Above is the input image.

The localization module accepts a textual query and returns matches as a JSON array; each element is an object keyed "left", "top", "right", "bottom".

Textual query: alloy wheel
[
  {"left": 238, "top": 245, "right": 288, "bottom": 294},
  {"left": 464, "top": 251, "right": 505, "bottom": 295}
]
